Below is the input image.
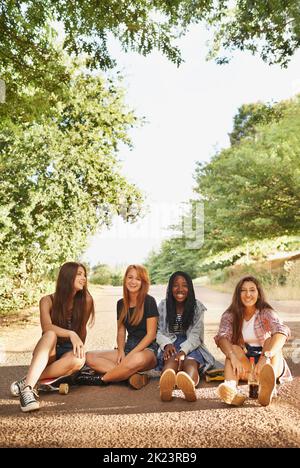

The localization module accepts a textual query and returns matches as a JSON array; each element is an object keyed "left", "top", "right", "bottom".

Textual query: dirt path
[{"left": 0, "top": 285, "right": 299, "bottom": 448}]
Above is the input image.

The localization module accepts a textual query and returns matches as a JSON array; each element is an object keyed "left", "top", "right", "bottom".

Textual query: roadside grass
[{"left": 194, "top": 260, "right": 300, "bottom": 300}]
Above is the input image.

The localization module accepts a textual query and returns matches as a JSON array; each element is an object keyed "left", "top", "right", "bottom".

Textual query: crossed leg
[
  {"left": 86, "top": 349, "right": 157, "bottom": 383},
  {"left": 25, "top": 330, "right": 85, "bottom": 388}
]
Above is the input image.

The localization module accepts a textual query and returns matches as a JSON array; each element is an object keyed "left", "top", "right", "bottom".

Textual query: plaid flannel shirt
[{"left": 214, "top": 308, "right": 292, "bottom": 383}]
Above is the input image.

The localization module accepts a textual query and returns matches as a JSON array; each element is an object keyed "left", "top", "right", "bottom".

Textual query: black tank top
[{"left": 50, "top": 294, "right": 74, "bottom": 343}]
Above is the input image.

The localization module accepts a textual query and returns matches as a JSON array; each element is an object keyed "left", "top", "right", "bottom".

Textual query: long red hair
[{"left": 119, "top": 265, "right": 150, "bottom": 326}]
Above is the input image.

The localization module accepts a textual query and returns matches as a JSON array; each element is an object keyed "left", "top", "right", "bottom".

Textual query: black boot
[{"left": 74, "top": 372, "right": 109, "bottom": 386}]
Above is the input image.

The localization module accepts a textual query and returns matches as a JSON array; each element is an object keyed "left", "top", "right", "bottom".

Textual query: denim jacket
[{"left": 156, "top": 299, "right": 216, "bottom": 371}]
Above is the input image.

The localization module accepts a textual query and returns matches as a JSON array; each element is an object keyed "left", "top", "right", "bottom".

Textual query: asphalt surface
[{"left": 0, "top": 285, "right": 299, "bottom": 448}]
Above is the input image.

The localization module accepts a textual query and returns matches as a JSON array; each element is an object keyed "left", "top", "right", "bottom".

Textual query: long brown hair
[
  {"left": 118, "top": 265, "right": 150, "bottom": 326},
  {"left": 227, "top": 275, "right": 273, "bottom": 345},
  {"left": 51, "top": 262, "right": 95, "bottom": 341}
]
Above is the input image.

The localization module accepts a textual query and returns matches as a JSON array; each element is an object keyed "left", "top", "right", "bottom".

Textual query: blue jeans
[
  {"left": 157, "top": 334, "right": 206, "bottom": 371},
  {"left": 124, "top": 335, "right": 158, "bottom": 357},
  {"left": 56, "top": 341, "right": 73, "bottom": 360}
]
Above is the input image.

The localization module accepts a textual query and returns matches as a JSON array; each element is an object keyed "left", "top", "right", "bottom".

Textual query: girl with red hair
[{"left": 86, "top": 264, "right": 159, "bottom": 389}]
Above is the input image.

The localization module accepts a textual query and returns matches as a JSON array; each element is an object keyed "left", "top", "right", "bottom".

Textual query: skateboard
[
  {"left": 205, "top": 368, "right": 225, "bottom": 382},
  {"left": 38, "top": 375, "right": 72, "bottom": 394}
]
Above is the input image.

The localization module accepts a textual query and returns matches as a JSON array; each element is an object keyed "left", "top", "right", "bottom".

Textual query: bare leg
[
  {"left": 25, "top": 330, "right": 57, "bottom": 388},
  {"left": 25, "top": 331, "right": 85, "bottom": 387},
  {"left": 86, "top": 350, "right": 118, "bottom": 373},
  {"left": 218, "top": 346, "right": 250, "bottom": 407},
  {"left": 39, "top": 351, "right": 85, "bottom": 380},
  {"left": 161, "top": 355, "right": 179, "bottom": 374},
  {"left": 271, "top": 351, "right": 284, "bottom": 379},
  {"left": 182, "top": 358, "right": 200, "bottom": 386},
  {"left": 224, "top": 345, "right": 250, "bottom": 383},
  {"left": 261, "top": 337, "right": 284, "bottom": 378},
  {"left": 176, "top": 359, "right": 200, "bottom": 402},
  {"left": 159, "top": 357, "right": 178, "bottom": 401},
  {"left": 102, "top": 350, "right": 156, "bottom": 383}
]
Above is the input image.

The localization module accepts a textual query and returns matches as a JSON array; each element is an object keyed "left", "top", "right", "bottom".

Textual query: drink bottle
[{"left": 248, "top": 356, "right": 258, "bottom": 399}]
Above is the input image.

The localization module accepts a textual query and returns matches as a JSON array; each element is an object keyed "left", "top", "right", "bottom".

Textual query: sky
[{"left": 82, "top": 25, "right": 300, "bottom": 268}]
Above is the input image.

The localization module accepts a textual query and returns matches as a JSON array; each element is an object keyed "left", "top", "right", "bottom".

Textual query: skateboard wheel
[{"left": 59, "top": 383, "right": 69, "bottom": 394}]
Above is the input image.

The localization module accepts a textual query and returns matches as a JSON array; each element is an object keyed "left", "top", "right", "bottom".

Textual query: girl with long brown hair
[
  {"left": 86, "top": 264, "right": 158, "bottom": 389},
  {"left": 215, "top": 275, "right": 292, "bottom": 407},
  {"left": 10, "top": 262, "right": 95, "bottom": 412}
]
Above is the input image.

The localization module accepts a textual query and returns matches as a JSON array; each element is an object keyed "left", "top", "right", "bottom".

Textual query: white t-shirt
[{"left": 242, "top": 312, "right": 260, "bottom": 346}]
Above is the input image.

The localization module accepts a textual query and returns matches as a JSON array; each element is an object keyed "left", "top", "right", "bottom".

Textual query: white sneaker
[
  {"left": 19, "top": 386, "right": 40, "bottom": 413},
  {"left": 217, "top": 383, "right": 246, "bottom": 406},
  {"left": 10, "top": 376, "right": 27, "bottom": 396}
]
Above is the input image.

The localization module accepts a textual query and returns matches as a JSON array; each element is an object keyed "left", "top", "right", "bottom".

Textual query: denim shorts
[
  {"left": 245, "top": 343, "right": 263, "bottom": 364},
  {"left": 156, "top": 334, "right": 206, "bottom": 371},
  {"left": 124, "top": 336, "right": 158, "bottom": 357},
  {"left": 56, "top": 341, "right": 73, "bottom": 360}
]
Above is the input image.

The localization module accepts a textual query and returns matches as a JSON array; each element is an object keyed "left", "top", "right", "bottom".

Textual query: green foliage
[
  {"left": 145, "top": 237, "right": 200, "bottom": 284},
  {"left": 90, "top": 264, "right": 112, "bottom": 286},
  {"left": 229, "top": 101, "right": 288, "bottom": 145},
  {"left": 0, "top": 60, "right": 143, "bottom": 312},
  {"left": 208, "top": 256, "right": 300, "bottom": 299},
  {"left": 111, "top": 273, "right": 123, "bottom": 287},
  {"left": 146, "top": 96, "right": 300, "bottom": 281},
  {"left": 90, "top": 264, "right": 123, "bottom": 286},
  {"left": 195, "top": 98, "right": 300, "bottom": 250},
  {"left": 207, "top": 0, "right": 300, "bottom": 67},
  {"left": 208, "top": 265, "right": 286, "bottom": 288},
  {"left": 199, "top": 236, "right": 300, "bottom": 271},
  {"left": 0, "top": 0, "right": 200, "bottom": 81},
  {"left": 1, "top": 0, "right": 300, "bottom": 96}
]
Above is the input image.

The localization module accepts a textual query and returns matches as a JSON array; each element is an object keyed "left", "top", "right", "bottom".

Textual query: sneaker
[
  {"left": 19, "top": 385, "right": 40, "bottom": 413},
  {"left": 159, "top": 368, "right": 176, "bottom": 401},
  {"left": 128, "top": 373, "right": 149, "bottom": 390},
  {"left": 10, "top": 376, "right": 27, "bottom": 397},
  {"left": 217, "top": 383, "right": 246, "bottom": 406},
  {"left": 176, "top": 371, "right": 197, "bottom": 402},
  {"left": 258, "top": 363, "right": 276, "bottom": 406}
]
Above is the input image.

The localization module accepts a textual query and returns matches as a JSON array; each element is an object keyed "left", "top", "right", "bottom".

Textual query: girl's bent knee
[
  {"left": 70, "top": 356, "right": 85, "bottom": 371},
  {"left": 85, "top": 352, "right": 96, "bottom": 367},
  {"left": 132, "top": 356, "right": 147, "bottom": 369}
]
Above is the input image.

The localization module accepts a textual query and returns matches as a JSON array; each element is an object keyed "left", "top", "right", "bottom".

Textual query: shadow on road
[
  {"left": 0, "top": 365, "right": 235, "bottom": 417},
  {"left": 2, "top": 363, "right": 297, "bottom": 418}
]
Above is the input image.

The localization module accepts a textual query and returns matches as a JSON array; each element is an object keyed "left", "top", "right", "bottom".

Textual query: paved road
[{"left": 0, "top": 285, "right": 299, "bottom": 448}]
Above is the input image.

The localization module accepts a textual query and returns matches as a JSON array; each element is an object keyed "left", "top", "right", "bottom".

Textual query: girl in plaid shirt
[{"left": 214, "top": 275, "right": 292, "bottom": 407}]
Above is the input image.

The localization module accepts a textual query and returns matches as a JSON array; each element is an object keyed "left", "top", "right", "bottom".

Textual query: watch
[{"left": 264, "top": 351, "right": 273, "bottom": 359}]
